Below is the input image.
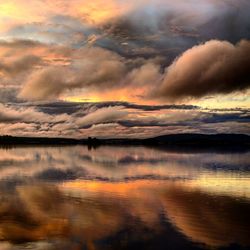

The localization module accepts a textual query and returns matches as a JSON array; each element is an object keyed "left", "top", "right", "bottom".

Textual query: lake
[{"left": 0, "top": 145, "right": 249, "bottom": 250}]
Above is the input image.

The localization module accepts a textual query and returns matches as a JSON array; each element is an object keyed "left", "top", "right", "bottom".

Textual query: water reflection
[{"left": 0, "top": 146, "right": 249, "bottom": 250}]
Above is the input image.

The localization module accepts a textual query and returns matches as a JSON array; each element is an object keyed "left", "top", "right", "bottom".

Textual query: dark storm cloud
[
  {"left": 199, "top": 0, "right": 250, "bottom": 43},
  {"left": 99, "top": 6, "right": 198, "bottom": 59},
  {"left": 94, "top": 0, "right": 250, "bottom": 60},
  {"left": 154, "top": 40, "right": 250, "bottom": 100}
]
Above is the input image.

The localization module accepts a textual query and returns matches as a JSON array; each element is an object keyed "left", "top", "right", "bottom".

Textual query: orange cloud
[
  {"left": 0, "top": 0, "right": 135, "bottom": 31},
  {"left": 76, "top": 0, "right": 134, "bottom": 25}
]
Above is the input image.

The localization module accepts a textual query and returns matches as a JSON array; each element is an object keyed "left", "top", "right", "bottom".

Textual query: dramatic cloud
[
  {"left": 15, "top": 40, "right": 250, "bottom": 102},
  {"left": 18, "top": 47, "right": 126, "bottom": 101},
  {"left": 154, "top": 40, "right": 250, "bottom": 100},
  {"left": 0, "top": 0, "right": 249, "bottom": 137}
]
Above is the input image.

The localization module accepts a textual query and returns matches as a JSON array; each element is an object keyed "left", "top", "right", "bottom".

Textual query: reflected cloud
[
  {"left": 0, "top": 146, "right": 249, "bottom": 249},
  {"left": 0, "top": 180, "right": 249, "bottom": 249},
  {"left": 161, "top": 184, "right": 250, "bottom": 247},
  {"left": 0, "top": 146, "right": 249, "bottom": 196}
]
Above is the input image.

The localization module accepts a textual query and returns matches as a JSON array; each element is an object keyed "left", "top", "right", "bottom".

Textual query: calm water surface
[{"left": 0, "top": 146, "right": 249, "bottom": 250}]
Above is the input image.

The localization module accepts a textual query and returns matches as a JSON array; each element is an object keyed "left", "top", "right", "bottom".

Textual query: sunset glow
[{"left": 0, "top": 0, "right": 249, "bottom": 138}]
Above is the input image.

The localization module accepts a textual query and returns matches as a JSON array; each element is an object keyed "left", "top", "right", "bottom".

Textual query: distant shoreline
[{"left": 0, "top": 134, "right": 249, "bottom": 151}]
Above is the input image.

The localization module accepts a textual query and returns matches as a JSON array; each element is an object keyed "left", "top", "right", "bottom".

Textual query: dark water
[{"left": 0, "top": 146, "right": 249, "bottom": 250}]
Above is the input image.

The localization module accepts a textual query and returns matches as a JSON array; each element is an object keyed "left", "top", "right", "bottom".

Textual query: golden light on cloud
[
  {"left": 0, "top": 2, "right": 25, "bottom": 31},
  {"left": 0, "top": 1, "right": 49, "bottom": 32},
  {"left": 0, "top": 0, "right": 136, "bottom": 29},
  {"left": 76, "top": 0, "right": 133, "bottom": 24},
  {"left": 196, "top": 92, "right": 250, "bottom": 109},
  {"left": 62, "top": 85, "right": 158, "bottom": 105},
  {"left": 0, "top": 1, "right": 40, "bottom": 22},
  {"left": 0, "top": 2, "right": 17, "bottom": 17}
]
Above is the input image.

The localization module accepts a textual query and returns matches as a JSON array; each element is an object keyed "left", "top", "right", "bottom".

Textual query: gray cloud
[
  {"left": 0, "top": 103, "right": 69, "bottom": 124},
  {"left": 5, "top": 15, "right": 97, "bottom": 46},
  {"left": 0, "top": 88, "right": 20, "bottom": 103},
  {"left": 76, "top": 106, "right": 128, "bottom": 128},
  {"left": 0, "top": 55, "right": 42, "bottom": 76},
  {"left": 4, "top": 0, "right": 249, "bottom": 63},
  {"left": 92, "top": 0, "right": 250, "bottom": 61}
]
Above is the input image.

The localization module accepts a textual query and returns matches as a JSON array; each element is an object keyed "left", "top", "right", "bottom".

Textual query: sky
[{"left": 0, "top": 0, "right": 249, "bottom": 138}]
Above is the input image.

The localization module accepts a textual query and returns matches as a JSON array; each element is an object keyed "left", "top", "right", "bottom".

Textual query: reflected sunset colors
[{"left": 0, "top": 146, "right": 249, "bottom": 250}]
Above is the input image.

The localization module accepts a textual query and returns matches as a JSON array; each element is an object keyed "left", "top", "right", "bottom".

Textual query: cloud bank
[
  {"left": 15, "top": 40, "right": 250, "bottom": 102},
  {"left": 0, "top": 102, "right": 249, "bottom": 138}
]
